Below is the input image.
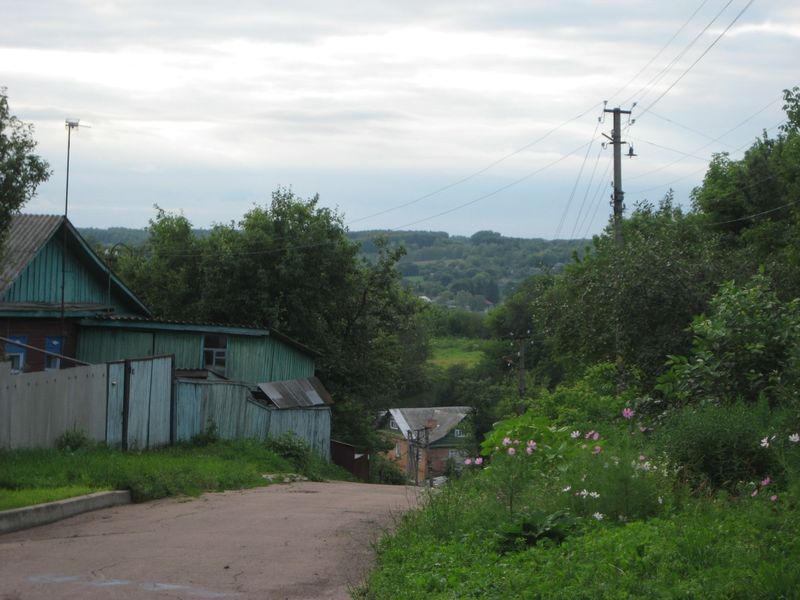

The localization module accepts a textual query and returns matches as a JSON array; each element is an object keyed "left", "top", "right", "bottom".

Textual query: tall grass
[{"left": 0, "top": 438, "right": 347, "bottom": 506}]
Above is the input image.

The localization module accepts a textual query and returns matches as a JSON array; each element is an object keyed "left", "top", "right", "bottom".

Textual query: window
[
  {"left": 448, "top": 449, "right": 465, "bottom": 459},
  {"left": 4, "top": 335, "right": 27, "bottom": 373},
  {"left": 453, "top": 428, "right": 465, "bottom": 438},
  {"left": 45, "top": 336, "right": 63, "bottom": 370},
  {"left": 203, "top": 334, "right": 227, "bottom": 376},
  {"left": 394, "top": 443, "right": 401, "bottom": 458},
  {"left": 389, "top": 417, "right": 399, "bottom": 430}
]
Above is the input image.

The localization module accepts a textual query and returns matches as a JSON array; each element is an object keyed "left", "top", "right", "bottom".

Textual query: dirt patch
[{"left": 0, "top": 481, "right": 418, "bottom": 599}]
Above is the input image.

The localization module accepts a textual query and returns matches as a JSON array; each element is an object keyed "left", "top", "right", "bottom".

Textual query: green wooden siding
[
  {"left": 3, "top": 237, "right": 129, "bottom": 313},
  {"left": 77, "top": 328, "right": 154, "bottom": 364},
  {"left": 154, "top": 332, "right": 203, "bottom": 369},
  {"left": 227, "top": 335, "right": 314, "bottom": 383},
  {"left": 78, "top": 326, "right": 313, "bottom": 383}
]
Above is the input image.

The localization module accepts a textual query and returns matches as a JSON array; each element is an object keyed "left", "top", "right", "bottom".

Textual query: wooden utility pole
[
  {"left": 603, "top": 107, "right": 633, "bottom": 246},
  {"left": 603, "top": 106, "right": 634, "bottom": 388}
]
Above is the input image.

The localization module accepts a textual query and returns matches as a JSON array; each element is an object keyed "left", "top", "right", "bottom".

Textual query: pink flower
[
  {"left": 761, "top": 477, "right": 771, "bottom": 486},
  {"left": 464, "top": 458, "right": 472, "bottom": 466},
  {"left": 585, "top": 430, "right": 595, "bottom": 439},
  {"left": 622, "top": 407, "right": 635, "bottom": 419},
  {"left": 507, "top": 447, "right": 516, "bottom": 456},
  {"left": 527, "top": 440, "right": 537, "bottom": 450},
  {"left": 751, "top": 489, "right": 759, "bottom": 497},
  {"left": 638, "top": 455, "right": 646, "bottom": 462},
  {"left": 526, "top": 446, "right": 533, "bottom": 455},
  {"left": 770, "top": 495, "right": 778, "bottom": 502},
  {"left": 592, "top": 446, "right": 602, "bottom": 455},
  {"left": 502, "top": 437, "right": 512, "bottom": 446},
  {"left": 639, "top": 426, "right": 647, "bottom": 433},
  {"left": 475, "top": 457, "right": 483, "bottom": 466},
  {"left": 591, "top": 431, "right": 600, "bottom": 441}
]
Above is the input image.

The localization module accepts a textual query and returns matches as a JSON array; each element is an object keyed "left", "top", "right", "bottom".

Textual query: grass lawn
[{"left": 429, "top": 337, "right": 485, "bottom": 369}]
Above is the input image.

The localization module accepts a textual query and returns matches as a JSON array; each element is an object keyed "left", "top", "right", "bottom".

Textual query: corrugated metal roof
[
  {"left": 387, "top": 407, "right": 470, "bottom": 444},
  {"left": 257, "top": 377, "right": 333, "bottom": 409},
  {"left": 0, "top": 214, "right": 62, "bottom": 296}
]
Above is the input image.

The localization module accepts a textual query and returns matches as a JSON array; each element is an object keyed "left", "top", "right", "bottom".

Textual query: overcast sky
[{"left": 3, "top": 0, "right": 798, "bottom": 238}]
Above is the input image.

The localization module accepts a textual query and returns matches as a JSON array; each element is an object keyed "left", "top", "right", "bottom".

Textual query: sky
[{"left": 2, "top": 0, "right": 798, "bottom": 239}]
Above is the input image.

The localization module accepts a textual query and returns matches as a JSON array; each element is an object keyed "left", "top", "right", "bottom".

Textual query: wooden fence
[
  {"left": 0, "top": 356, "right": 173, "bottom": 449},
  {"left": 175, "top": 379, "right": 331, "bottom": 459}
]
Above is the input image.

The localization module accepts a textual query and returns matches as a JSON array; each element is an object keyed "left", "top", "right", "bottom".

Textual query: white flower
[
  {"left": 592, "top": 512, "right": 604, "bottom": 521},
  {"left": 760, "top": 437, "right": 770, "bottom": 448},
  {"left": 562, "top": 485, "right": 572, "bottom": 492},
  {"left": 570, "top": 430, "right": 581, "bottom": 439},
  {"left": 789, "top": 433, "right": 800, "bottom": 443},
  {"left": 589, "top": 491, "right": 600, "bottom": 499},
  {"left": 658, "top": 496, "right": 663, "bottom": 505}
]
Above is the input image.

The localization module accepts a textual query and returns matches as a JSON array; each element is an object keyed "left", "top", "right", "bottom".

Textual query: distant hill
[{"left": 79, "top": 226, "right": 588, "bottom": 311}]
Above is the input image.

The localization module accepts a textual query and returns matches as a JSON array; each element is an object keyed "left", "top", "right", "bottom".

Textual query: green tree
[{"left": 0, "top": 88, "right": 50, "bottom": 246}]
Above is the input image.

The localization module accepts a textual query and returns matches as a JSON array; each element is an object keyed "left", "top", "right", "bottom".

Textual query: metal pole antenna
[{"left": 61, "top": 120, "right": 79, "bottom": 327}]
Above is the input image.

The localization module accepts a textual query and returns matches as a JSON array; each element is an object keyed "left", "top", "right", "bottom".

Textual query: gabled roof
[
  {"left": 0, "top": 214, "right": 61, "bottom": 296},
  {"left": 386, "top": 406, "right": 470, "bottom": 444},
  {"left": 0, "top": 214, "right": 151, "bottom": 317},
  {"left": 256, "top": 377, "right": 332, "bottom": 408}
]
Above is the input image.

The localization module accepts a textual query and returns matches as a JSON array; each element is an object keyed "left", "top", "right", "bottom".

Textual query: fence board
[
  {"left": 106, "top": 362, "right": 125, "bottom": 448},
  {"left": 0, "top": 364, "right": 107, "bottom": 448}
]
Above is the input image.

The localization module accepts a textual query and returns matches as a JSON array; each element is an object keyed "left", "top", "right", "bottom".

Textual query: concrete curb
[{"left": 0, "top": 490, "right": 132, "bottom": 535}]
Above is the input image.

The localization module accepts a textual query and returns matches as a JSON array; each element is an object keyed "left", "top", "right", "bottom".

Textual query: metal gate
[{"left": 106, "top": 355, "right": 174, "bottom": 449}]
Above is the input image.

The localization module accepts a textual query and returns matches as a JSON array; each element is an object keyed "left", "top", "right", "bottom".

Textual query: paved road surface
[{"left": 0, "top": 481, "right": 418, "bottom": 600}]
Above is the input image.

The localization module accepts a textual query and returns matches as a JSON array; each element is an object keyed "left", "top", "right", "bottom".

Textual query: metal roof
[
  {"left": 256, "top": 377, "right": 333, "bottom": 409},
  {"left": 387, "top": 407, "right": 470, "bottom": 444},
  {"left": 0, "top": 214, "right": 61, "bottom": 296}
]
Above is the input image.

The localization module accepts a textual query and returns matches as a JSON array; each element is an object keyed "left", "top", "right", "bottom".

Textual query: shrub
[
  {"left": 189, "top": 418, "right": 219, "bottom": 447},
  {"left": 657, "top": 402, "right": 780, "bottom": 492},
  {"left": 369, "top": 453, "right": 406, "bottom": 485},
  {"left": 55, "top": 426, "right": 93, "bottom": 452}
]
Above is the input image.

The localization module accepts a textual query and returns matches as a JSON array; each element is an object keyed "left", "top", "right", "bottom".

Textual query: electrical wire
[
  {"left": 554, "top": 117, "right": 602, "bottom": 240},
  {"left": 636, "top": 0, "right": 757, "bottom": 119},
  {"left": 390, "top": 139, "right": 594, "bottom": 231},
  {"left": 607, "top": 0, "right": 712, "bottom": 104},
  {"left": 622, "top": 0, "right": 736, "bottom": 108},
  {"left": 346, "top": 102, "right": 604, "bottom": 226},
  {"left": 569, "top": 146, "right": 606, "bottom": 240}
]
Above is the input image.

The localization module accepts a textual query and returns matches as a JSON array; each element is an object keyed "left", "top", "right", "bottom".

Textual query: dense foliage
[
  {"left": 0, "top": 88, "right": 50, "bottom": 248},
  {"left": 361, "top": 86, "right": 800, "bottom": 598}
]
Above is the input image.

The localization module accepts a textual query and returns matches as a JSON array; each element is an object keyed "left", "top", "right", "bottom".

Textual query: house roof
[
  {"left": 256, "top": 377, "right": 333, "bottom": 408},
  {"left": 80, "top": 314, "right": 320, "bottom": 357},
  {"left": 387, "top": 406, "right": 470, "bottom": 445},
  {"left": 0, "top": 214, "right": 151, "bottom": 317},
  {"left": 0, "top": 214, "right": 61, "bottom": 296}
]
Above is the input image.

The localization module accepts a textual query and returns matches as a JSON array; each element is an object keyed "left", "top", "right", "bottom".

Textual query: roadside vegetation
[
  {"left": 0, "top": 432, "right": 349, "bottom": 510},
  {"left": 359, "top": 87, "right": 800, "bottom": 598}
]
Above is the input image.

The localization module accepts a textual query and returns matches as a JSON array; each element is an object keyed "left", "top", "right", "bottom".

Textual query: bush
[
  {"left": 369, "top": 453, "right": 406, "bottom": 485},
  {"left": 657, "top": 402, "right": 780, "bottom": 492},
  {"left": 55, "top": 426, "right": 93, "bottom": 452},
  {"left": 189, "top": 418, "right": 219, "bottom": 447}
]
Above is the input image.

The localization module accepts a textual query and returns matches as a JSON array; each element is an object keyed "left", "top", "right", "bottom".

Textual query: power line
[
  {"left": 346, "top": 102, "right": 604, "bottom": 227},
  {"left": 390, "top": 140, "right": 594, "bottom": 231},
  {"left": 636, "top": 0, "right": 757, "bottom": 119},
  {"left": 622, "top": 0, "right": 736, "bottom": 107},
  {"left": 569, "top": 146, "right": 606, "bottom": 240},
  {"left": 629, "top": 99, "right": 781, "bottom": 181},
  {"left": 607, "top": 0, "right": 712, "bottom": 104},
  {"left": 554, "top": 117, "right": 602, "bottom": 240},
  {"left": 579, "top": 155, "right": 614, "bottom": 239}
]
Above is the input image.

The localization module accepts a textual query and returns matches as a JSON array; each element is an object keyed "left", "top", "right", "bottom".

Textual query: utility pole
[
  {"left": 602, "top": 107, "right": 633, "bottom": 246},
  {"left": 602, "top": 106, "right": 635, "bottom": 388}
]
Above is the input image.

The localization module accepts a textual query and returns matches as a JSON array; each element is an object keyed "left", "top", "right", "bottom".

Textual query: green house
[{"left": 0, "top": 214, "right": 316, "bottom": 382}]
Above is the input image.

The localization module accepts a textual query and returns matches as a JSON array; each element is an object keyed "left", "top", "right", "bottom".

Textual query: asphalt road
[{"left": 0, "top": 481, "right": 418, "bottom": 600}]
